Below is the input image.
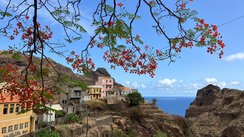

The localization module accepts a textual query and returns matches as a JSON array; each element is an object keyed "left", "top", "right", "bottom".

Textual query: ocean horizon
[{"left": 144, "top": 96, "right": 195, "bottom": 117}]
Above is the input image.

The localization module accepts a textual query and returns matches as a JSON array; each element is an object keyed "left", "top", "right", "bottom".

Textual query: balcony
[
  {"left": 68, "top": 93, "right": 82, "bottom": 99},
  {"left": 68, "top": 90, "right": 83, "bottom": 99}
]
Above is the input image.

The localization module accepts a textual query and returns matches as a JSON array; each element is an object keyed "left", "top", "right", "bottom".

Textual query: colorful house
[
  {"left": 0, "top": 85, "right": 35, "bottom": 137},
  {"left": 87, "top": 85, "right": 103, "bottom": 100},
  {"left": 119, "top": 87, "right": 132, "bottom": 96},
  {"left": 59, "top": 85, "right": 91, "bottom": 114},
  {"left": 95, "top": 77, "right": 114, "bottom": 98}
]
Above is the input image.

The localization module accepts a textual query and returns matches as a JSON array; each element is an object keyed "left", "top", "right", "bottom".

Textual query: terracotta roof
[{"left": 119, "top": 87, "right": 131, "bottom": 91}]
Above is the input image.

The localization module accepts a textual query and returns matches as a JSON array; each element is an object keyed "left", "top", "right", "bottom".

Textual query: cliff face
[
  {"left": 0, "top": 52, "right": 123, "bottom": 87},
  {"left": 186, "top": 84, "right": 244, "bottom": 137},
  {"left": 56, "top": 103, "right": 192, "bottom": 137}
]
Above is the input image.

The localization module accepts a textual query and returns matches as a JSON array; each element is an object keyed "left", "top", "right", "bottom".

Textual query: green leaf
[
  {"left": 105, "top": 5, "right": 114, "bottom": 13},
  {"left": 51, "top": 9, "right": 70, "bottom": 16},
  {"left": 171, "top": 38, "right": 179, "bottom": 45},
  {"left": 126, "top": 12, "right": 141, "bottom": 19},
  {"left": 190, "top": 10, "right": 198, "bottom": 17},
  {"left": 0, "top": 11, "right": 12, "bottom": 17},
  {"left": 117, "top": 45, "right": 126, "bottom": 49},
  {"left": 135, "top": 37, "right": 143, "bottom": 44},
  {"left": 43, "top": 92, "right": 54, "bottom": 99},
  {"left": 65, "top": 38, "right": 72, "bottom": 43},
  {"left": 73, "top": 36, "right": 82, "bottom": 41},
  {"left": 79, "top": 25, "right": 86, "bottom": 32}
]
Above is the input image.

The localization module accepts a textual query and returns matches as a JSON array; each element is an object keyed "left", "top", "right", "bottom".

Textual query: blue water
[{"left": 145, "top": 97, "right": 195, "bottom": 117}]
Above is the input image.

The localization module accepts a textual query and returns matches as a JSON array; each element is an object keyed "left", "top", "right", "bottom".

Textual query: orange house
[{"left": 0, "top": 84, "right": 35, "bottom": 137}]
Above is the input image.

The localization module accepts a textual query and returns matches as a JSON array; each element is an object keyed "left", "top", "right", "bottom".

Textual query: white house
[{"left": 43, "top": 104, "right": 63, "bottom": 122}]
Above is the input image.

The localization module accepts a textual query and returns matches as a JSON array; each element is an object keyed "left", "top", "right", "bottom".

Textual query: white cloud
[
  {"left": 158, "top": 78, "right": 177, "bottom": 86},
  {"left": 205, "top": 78, "right": 218, "bottom": 84},
  {"left": 205, "top": 77, "right": 227, "bottom": 88},
  {"left": 141, "top": 84, "right": 146, "bottom": 89},
  {"left": 218, "top": 82, "right": 227, "bottom": 88},
  {"left": 132, "top": 81, "right": 139, "bottom": 89},
  {"left": 224, "top": 53, "right": 244, "bottom": 61},
  {"left": 230, "top": 81, "right": 240, "bottom": 86},
  {"left": 125, "top": 81, "right": 130, "bottom": 85},
  {"left": 191, "top": 83, "right": 202, "bottom": 90}
]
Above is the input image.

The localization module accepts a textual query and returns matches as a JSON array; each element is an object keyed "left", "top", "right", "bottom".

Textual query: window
[
  {"left": 25, "top": 122, "right": 28, "bottom": 128},
  {"left": 3, "top": 104, "right": 8, "bottom": 114},
  {"left": 16, "top": 104, "right": 20, "bottom": 112},
  {"left": 19, "top": 123, "right": 23, "bottom": 129},
  {"left": 2, "top": 127, "right": 6, "bottom": 134},
  {"left": 14, "top": 125, "right": 18, "bottom": 130},
  {"left": 8, "top": 126, "right": 13, "bottom": 132},
  {"left": 10, "top": 104, "right": 14, "bottom": 113},
  {"left": 62, "top": 100, "right": 66, "bottom": 104}
]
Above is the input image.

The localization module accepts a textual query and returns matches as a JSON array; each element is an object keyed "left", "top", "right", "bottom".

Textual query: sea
[{"left": 144, "top": 97, "right": 195, "bottom": 117}]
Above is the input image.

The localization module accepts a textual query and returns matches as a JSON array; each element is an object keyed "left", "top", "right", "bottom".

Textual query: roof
[
  {"left": 46, "top": 104, "right": 63, "bottom": 111},
  {"left": 119, "top": 87, "right": 131, "bottom": 91},
  {"left": 87, "top": 85, "right": 103, "bottom": 88},
  {"left": 0, "top": 82, "right": 19, "bottom": 103},
  {"left": 0, "top": 93, "right": 19, "bottom": 103},
  {"left": 98, "top": 76, "right": 113, "bottom": 80}
]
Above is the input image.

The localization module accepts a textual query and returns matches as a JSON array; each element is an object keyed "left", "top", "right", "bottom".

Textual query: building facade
[
  {"left": 59, "top": 85, "right": 90, "bottom": 114},
  {"left": 95, "top": 77, "right": 114, "bottom": 98},
  {"left": 0, "top": 94, "right": 35, "bottom": 137},
  {"left": 119, "top": 87, "right": 132, "bottom": 96},
  {"left": 87, "top": 85, "right": 102, "bottom": 100},
  {"left": 42, "top": 104, "right": 63, "bottom": 123}
]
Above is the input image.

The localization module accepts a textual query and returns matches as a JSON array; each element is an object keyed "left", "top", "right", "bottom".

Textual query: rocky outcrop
[
  {"left": 0, "top": 51, "right": 123, "bottom": 87},
  {"left": 186, "top": 84, "right": 244, "bottom": 137}
]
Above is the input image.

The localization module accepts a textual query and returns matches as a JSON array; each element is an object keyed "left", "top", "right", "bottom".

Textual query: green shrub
[
  {"left": 153, "top": 130, "right": 167, "bottom": 137},
  {"left": 112, "top": 129, "right": 128, "bottom": 137},
  {"left": 152, "top": 98, "right": 157, "bottom": 105},
  {"left": 36, "top": 130, "right": 60, "bottom": 137},
  {"left": 111, "top": 129, "right": 139, "bottom": 137},
  {"left": 127, "top": 129, "right": 139, "bottom": 137},
  {"left": 55, "top": 110, "right": 66, "bottom": 117},
  {"left": 127, "top": 92, "right": 143, "bottom": 106},
  {"left": 66, "top": 113, "right": 80, "bottom": 123}
]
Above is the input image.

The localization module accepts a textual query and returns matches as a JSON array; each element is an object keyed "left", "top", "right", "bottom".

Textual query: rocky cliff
[
  {"left": 56, "top": 103, "right": 192, "bottom": 137},
  {"left": 186, "top": 84, "right": 244, "bottom": 137},
  {"left": 0, "top": 51, "right": 123, "bottom": 87}
]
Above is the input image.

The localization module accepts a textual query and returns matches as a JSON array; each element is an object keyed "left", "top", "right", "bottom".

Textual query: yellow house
[
  {"left": 87, "top": 85, "right": 103, "bottom": 100},
  {"left": 0, "top": 92, "right": 35, "bottom": 137}
]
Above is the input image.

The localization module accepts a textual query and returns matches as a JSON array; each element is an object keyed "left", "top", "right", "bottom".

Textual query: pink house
[{"left": 95, "top": 77, "right": 114, "bottom": 98}]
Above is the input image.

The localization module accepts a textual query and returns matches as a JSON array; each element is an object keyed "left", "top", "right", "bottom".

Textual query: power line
[{"left": 218, "top": 14, "right": 244, "bottom": 27}]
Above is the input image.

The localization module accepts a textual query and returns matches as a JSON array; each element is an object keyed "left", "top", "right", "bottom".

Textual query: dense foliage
[{"left": 127, "top": 92, "right": 144, "bottom": 106}]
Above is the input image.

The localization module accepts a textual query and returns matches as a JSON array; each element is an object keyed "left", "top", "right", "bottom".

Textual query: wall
[
  {"left": 95, "top": 77, "right": 114, "bottom": 98},
  {"left": 0, "top": 103, "right": 34, "bottom": 137},
  {"left": 43, "top": 111, "right": 55, "bottom": 122}
]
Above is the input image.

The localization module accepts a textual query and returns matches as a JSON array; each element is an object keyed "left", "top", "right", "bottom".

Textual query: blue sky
[{"left": 1, "top": 0, "right": 244, "bottom": 97}]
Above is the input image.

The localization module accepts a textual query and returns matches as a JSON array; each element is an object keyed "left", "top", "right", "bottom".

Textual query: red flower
[
  {"left": 25, "top": 15, "right": 29, "bottom": 20},
  {"left": 17, "top": 22, "right": 22, "bottom": 28},
  {"left": 108, "top": 21, "right": 114, "bottom": 26},
  {"left": 204, "top": 23, "right": 209, "bottom": 27},
  {"left": 117, "top": 2, "right": 124, "bottom": 7},
  {"left": 199, "top": 19, "right": 204, "bottom": 24}
]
